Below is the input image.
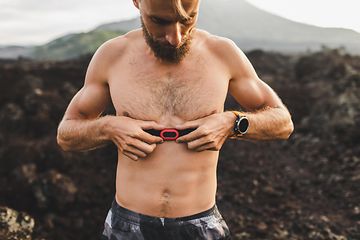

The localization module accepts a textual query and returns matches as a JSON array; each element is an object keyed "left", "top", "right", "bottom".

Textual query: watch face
[{"left": 237, "top": 117, "right": 249, "bottom": 134}]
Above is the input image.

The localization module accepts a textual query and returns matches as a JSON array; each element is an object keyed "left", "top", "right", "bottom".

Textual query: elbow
[
  {"left": 57, "top": 134, "right": 71, "bottom": 152},
  {"left": 280, "top": 117, "right": 294, "bottom": 140},
  {"left": 57, "top": 138, "right": 69, "bottom": 152},
  {"left": 57, "top": 126, "right": 72, "bottom": 152}
]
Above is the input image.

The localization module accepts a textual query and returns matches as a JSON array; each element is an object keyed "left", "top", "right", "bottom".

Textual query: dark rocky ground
[{"left": 0, "top": 48, "right": 359, "bottom": 240}]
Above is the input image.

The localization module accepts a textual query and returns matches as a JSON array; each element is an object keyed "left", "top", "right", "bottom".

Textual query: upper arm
[
  {"left": 221, "top": 39, "right": 285, "bottom": 111},
  {"left": 62, "top": 39, "right": 119, "bottom": 121}
]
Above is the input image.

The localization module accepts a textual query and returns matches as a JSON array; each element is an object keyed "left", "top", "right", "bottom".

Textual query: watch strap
[{"left": 230, "top": 111, "right": 240, "bottom": 138}]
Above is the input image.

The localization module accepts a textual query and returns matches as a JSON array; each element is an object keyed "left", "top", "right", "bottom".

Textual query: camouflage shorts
[{"left": 101, "top": 200, "right": 232, "bottom": 240}]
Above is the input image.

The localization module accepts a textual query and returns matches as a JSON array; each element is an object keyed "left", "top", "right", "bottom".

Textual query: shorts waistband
[{"left": 111, "top": 200, "right": 218, "bottom": 224}]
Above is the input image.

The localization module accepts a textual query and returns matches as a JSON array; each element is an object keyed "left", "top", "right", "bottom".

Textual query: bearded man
[{"left": 57, "top": 0, "right": 294, "bottom": 239}]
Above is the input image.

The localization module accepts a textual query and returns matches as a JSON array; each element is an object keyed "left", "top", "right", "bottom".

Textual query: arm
[
  {"left": 174, "top": 37, "right": 293, "bottom": 152},
  {"left": 56, "top": 40, "right": 113, "bottom": 151},
  {"left": 224, "top": 39, "right": 294, "bottom": 140},
  {"left": 57, "top": 38, "right": 166, "bottom": 160}
]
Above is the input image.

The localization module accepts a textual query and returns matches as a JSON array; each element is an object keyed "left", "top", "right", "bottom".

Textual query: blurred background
[{"left": 0, "top": 0, "right": 359, "bottom": 239}]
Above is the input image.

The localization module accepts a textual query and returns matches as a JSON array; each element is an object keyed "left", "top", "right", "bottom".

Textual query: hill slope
[
  {"left": 98, "top": 0, "right": 360, "bottom": 53},
  {"left": 1, "top": 0, "right": 360, "bottom": 59}
]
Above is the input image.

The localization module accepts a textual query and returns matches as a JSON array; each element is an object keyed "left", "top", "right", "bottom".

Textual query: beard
[{"left": 141, "top": 17, "right": 193, "bottom": 63}]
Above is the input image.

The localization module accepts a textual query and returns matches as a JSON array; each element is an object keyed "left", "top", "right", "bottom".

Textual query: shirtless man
[{"left": 57, "top": 0, "right": 294, "bottom": 239}]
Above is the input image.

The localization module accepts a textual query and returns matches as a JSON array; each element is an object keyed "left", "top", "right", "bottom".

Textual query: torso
[{"left": 107, "top": 29, "right": 231, "bottom": 217}]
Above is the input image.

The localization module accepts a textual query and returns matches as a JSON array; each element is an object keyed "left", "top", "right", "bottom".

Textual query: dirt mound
[
  {"left": 0, "top": 206, "right": 35, "bottom": 240},
  {"left": 0, "top": 49, "right": 358, "bottom": 240}
]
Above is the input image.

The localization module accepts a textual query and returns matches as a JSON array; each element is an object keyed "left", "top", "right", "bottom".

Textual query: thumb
[
  {"left": 175, "top": 120, "right": 199, "bottom": 130},
  {"left": 140, "top": 120, "right": 166, "bottom": 130}
]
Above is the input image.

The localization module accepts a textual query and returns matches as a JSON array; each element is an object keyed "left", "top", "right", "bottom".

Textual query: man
[{"left": 57, "top": 0, "right": 294, "bottom": 239}]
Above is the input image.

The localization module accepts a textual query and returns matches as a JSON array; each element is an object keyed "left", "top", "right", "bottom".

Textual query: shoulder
[
  {"left": 92, "top": 30, "right": 140, "bottom": 62},
  {"left": 195, "top": 30, "right": 241, "bottom": 58},
  {"left": 86, "top": 30, "right": 142, "bottom": 82},
  {"left": 194, "top": 29, "right": 249, "bottom": 77}
]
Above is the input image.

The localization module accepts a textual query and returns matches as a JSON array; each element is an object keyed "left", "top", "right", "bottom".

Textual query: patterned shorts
[{"left": 101, "top": 200, "right": 232, "bottom": 240}]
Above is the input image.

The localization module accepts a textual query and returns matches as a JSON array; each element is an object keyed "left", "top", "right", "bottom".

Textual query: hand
[
  {"left": 175, "top": 112, "right": 235, "bottom": 152},
  {"left": 107, "top": 116, "right": 166, "bottom": 161}
]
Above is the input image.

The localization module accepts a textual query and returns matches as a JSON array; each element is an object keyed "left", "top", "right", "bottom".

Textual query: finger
[
  {"left": 187, "top": 137, "right": 210, "bottom": 150},
  {"left": 138, "top": 130, "right": 164, "bottom": 144},
  {"left": 140, "top": 120, "right": 167, "bottom": 131},
  {"left": 194, "top": 134, "right": 227, "bottom": 152},
  {"left": 123, "top": 144, "right": 148, "bottom": 158},
  {"left": 176, "top": 128, "right": 206, "bottom": 143},
  {"left": 139, "top": 121, "right": 166, "bottom": 143},
  {"left": 194, "top": 142, "right": 218, "bottom": 152},
  {"left": 175, "top": 120, "right": 200, "bottom": 130},
  {"left": 128, "top": 138, "right": 157, "bottom": 154},
  {"left": 219, "top": 134, "right": 228, "bottom": 147},
  {"left": 123, "top": 151, "right": 139, "bottom": 161}
]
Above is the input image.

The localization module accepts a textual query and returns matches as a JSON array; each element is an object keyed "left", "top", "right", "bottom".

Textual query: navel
[{"left": 159, "top": 189, "right": 171, "bottom": 216}]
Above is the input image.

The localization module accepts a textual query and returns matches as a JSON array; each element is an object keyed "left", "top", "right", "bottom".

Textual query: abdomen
[{"left": 115, "top": 141, "right": 219, "bottom": 217}]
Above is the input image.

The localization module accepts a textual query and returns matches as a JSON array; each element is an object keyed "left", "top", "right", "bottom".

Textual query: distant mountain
[
  {"left": 97, "top": 0, "right": 360, "bottom": 54},
  {"left": 31, "top": 30, "right": 125, "bottom": 60},
  {"left": 94, "top": 18, "right": 140, "bottom": 32},
  {"left": 0, "top": 30, "right": 125, "bottom": 60},
  {"left": 1, "top": 0, "right": 360, "bottom": 60},
  {"left": 201, "top": 0, "right": 360, "bottom": 53},
  {"left": 0, "top": 46, "right": 33, "bottom": 59}
]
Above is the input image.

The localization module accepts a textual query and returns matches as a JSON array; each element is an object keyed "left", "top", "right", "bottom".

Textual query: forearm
[
  {"left": 228, "top": 106, "right": 294, "bottom": 140},
  {"left": 57, "top": 115, "right": 112, "bottom": 152}
]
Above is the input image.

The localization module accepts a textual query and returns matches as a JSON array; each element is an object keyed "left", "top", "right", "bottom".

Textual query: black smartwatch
[{"left": 231, "top": 111, "right": 249, "bottom": 136}]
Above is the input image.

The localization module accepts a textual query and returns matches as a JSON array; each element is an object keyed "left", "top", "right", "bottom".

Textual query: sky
[{"left": 0, "top": 0, "right": 359, "bottom": 46}]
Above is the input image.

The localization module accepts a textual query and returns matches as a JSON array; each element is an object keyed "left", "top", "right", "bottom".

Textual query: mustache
[
  {"left": 141, "top": 17, "right": 192, "bottom": 63},
  {"left": 154, "top": 41, "right": 177, "bottom": 49},
  {"left": 153, "top": 36, "right": 190, "bottom": 49}
]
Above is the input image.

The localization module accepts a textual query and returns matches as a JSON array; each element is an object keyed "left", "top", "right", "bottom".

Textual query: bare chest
[{"left": 108, "top": 55, "right": 229, "bottom": 122}]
